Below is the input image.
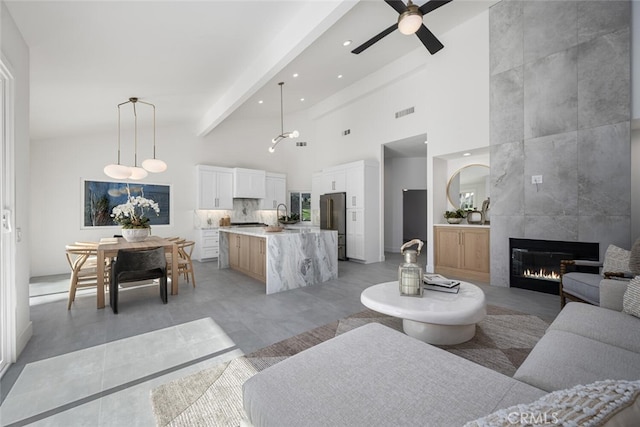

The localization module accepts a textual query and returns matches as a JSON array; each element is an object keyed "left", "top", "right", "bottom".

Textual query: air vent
[
  {"left": 395, "top": 107, "right": 415, "bottom": 119},
  {"left": 342, "top": 129, "right": 351, "bottom": 136},
  {"left": 296, "top": 141, "right": 307, "bottom": 147}
]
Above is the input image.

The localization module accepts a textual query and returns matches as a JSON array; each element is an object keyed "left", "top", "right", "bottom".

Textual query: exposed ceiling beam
[{"left": 196, "top": 0, "right": 359, "bottom": 137}]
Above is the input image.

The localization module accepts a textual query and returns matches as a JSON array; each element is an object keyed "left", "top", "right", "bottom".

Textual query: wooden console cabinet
[{"left": 434, "top": 225, "right": 490, "bottom": 282}]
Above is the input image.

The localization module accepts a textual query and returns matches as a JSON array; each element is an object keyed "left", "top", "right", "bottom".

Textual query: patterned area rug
[{"left": 150, "top": 306, "right": 549, "bottom": 427}]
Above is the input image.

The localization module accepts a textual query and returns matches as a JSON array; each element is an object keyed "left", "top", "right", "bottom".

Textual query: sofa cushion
[
  {"left": 623, "top": 276, "right": 640, "bottom": 318},
  {"left": 562, "top": 272, "right": 602, "bottom": 305},
  {"left": 603, "top": 244, "right": 631, "bottom": 275},
  {"left": 547, "top": 302, "right": 640, "bottom": 353},
  {"left": 242, "top": 323, "right": 546, "bottom": 427},
  {"left": 600, "top": 279, "right": 630, "bottom": 311},
  {"left": 464, "top": 379, "right": 640, "bottom": 427},
  {"left": 514, "top": 330, "right": 640, "bottom": 392}
]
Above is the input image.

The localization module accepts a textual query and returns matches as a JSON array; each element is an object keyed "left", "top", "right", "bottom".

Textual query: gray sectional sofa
[{"left": 241, "top": 282, "right": 640, "bottom": 426}]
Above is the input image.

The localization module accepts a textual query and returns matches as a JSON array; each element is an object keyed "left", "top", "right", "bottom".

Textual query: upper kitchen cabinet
[
  {"left": 321, "top": 166, "right": 346, "bottom": 194},
  {"left": 346, "top": 164, "right": 365, "bottom": 209},
  {"left": 196, "top": 165, "right": 233, "bottom": 210},
  {"left": 260, "top": 172, "right": 286, "bottom": 210},
  {"left": 233, "top": 168, "right": 266, "bottom": 199},
  {"left": 311, "top": 172, "right": 322, "bottom": 200}
]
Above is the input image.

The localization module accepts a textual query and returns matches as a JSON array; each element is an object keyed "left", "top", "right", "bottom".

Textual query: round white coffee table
[{"left": 360, "top": 281, "right": 486, "bottom": 345}]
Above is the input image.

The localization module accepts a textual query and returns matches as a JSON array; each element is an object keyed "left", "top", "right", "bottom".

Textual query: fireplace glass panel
[{"left": 509, "top": 238, "right": 599, "bottom": 294}]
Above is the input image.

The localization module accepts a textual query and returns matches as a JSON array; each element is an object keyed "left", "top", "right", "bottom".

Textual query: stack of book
[{"left": 422, "top": 274, "right": 460, "bottom": 294}]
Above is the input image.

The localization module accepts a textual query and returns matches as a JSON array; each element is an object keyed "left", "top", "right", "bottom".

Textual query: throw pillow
[
  {"left": 629, "top": 238, "right": 640, "bottom": 276},
  {"left": 623, "top": 276, "right": 640, "bottom": 318},
  {"left": 602, "top": 244, "right": 631, "bottom": 276},
  {"left": 464, "top": 379, "right": 640, "bottom": 427}
]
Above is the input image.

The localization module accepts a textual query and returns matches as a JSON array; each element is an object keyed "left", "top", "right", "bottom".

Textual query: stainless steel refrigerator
[{"left": 320, "top": 192, "right": 347, "bottom": 260}]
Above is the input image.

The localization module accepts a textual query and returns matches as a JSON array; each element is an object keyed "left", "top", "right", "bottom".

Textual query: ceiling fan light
[
  {"left": 398, "top": 7, "right": 423, "bottom": 35},
  {"left": 142, "top": 158, "right": 167, "bottom": 173},
  {"left": 129, "top": 166, "right": 148, "bottom": 180},
  {"left": 104, "top": 164, "right": 132, "bottom": 180}
]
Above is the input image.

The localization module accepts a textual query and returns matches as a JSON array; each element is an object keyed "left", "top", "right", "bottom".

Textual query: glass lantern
[{"left": 398, "top": 239, "right": 424, "bottom": 297}]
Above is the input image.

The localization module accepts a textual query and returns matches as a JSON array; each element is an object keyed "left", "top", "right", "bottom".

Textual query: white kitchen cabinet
[
  {"left": 346, "top": 163, "right": 365, "bottom": 209},
  {"left": 260, "top": 173, "right": 286, "bottom": 210},
  {"left": 196, "top": 165, "right": 233, "bottom": 210},
  {"left": 321, "top": 167, "right": 346, "bottom": 194},
  {"left": 346, "top": 208, "right": 365, "bottom": 260},
  {"left": 233, "top": 168, "right": 266, "bottom": 199},
  {"left": 319, "top": 159, "right": 380, "bottom": 263},
  {"left": 311, "top": 173, "right": 322, "bottom": 210},
  {"left": 195, "top": 229, "right": 219, "bottom": 262}
]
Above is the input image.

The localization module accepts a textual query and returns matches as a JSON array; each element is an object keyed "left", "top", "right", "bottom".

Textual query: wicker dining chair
[
  {"left": 177, "top": 240, "right": 196, "bottom": 287},
  {"left": 65, "top": 244, "right": 106, "bottom": 310}
]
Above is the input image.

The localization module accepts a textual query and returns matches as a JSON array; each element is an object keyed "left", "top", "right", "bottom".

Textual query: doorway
[
  {"left": 403, "top": 189, "right": 427, "bottom": 243},
  {"left": 382, "top": 134, "right": 427, "bottom": 253}
]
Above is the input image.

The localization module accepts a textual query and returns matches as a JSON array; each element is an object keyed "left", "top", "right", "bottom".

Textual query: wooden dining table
[{"left": 96, "top": 236, "right": 179, "bottom": 309}]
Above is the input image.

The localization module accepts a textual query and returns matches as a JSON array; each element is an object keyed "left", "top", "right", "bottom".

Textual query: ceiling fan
[{"left": 352, "top": 0, "right": 452, "bottom": 55}]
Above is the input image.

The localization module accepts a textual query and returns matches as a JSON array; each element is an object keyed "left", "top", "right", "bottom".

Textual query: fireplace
[{"left": 510, "top": 238, "right": 599, "bottom": 295}]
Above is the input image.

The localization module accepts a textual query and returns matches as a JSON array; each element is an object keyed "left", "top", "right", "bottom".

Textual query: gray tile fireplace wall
[{"left": 489, "top": 0, "right": 631, "bottom": 286}]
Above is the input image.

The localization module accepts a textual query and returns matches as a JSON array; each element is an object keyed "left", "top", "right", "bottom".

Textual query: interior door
[
  {"left": 0, "top": 65, "right": 5, "bottom": 377},
  {"left": 0, "top": 60, "right": 14, "bottom": 378}
]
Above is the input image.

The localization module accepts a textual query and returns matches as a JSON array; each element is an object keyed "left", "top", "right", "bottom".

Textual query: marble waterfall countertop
[{"left": 218, "top": 227, "right": 338, "bottom": 294}]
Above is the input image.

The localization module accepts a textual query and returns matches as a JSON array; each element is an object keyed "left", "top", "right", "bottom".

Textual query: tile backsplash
[{"left": 194, "top": 199, "right": 279, "bottom": 228}]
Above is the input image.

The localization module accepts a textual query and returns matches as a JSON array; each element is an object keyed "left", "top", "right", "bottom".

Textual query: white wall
[
  {"left": 2, "top": 0, "right": 32, "bottom": 358},
  {"left": 384, "top": 156, "right": 427, "bottom": 253}
]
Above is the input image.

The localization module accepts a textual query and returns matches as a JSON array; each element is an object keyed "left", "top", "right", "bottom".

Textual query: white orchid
[{"left": 111, "top": 185, "right": 160, "bottom": 228}]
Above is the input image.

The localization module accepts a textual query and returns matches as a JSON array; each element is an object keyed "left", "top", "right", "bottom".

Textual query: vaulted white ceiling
[{"left": 5, "top": 0, "right": 495, "bottom": 141}]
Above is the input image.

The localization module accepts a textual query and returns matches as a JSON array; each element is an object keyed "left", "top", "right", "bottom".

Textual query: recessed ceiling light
[
  {"left": 293, "top": 73, "right": 299, "bottom": 78},
  {"left": 338, "top": 74, "right": 343, "bottom": 79},
  {"left": 463, "top": 152, "right": 471, "bottom": 156},
  {"left": 300, "top": 98, "right": 305, "bottom": 102},
  {"left": 258, "top": 100, "right": 263, "bottom": 104},
  {"left": 343, "top": 40, "right": 352, "bottom": 46}
]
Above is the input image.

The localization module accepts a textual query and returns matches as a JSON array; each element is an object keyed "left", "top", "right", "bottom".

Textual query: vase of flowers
[{"left": 111, "top": 185, "right": 160, "bottom": 242}]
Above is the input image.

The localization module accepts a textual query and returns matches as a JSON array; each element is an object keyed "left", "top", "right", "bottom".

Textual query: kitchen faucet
[{"left": 276, "top": 204, "right": 288, "bottom": 223}]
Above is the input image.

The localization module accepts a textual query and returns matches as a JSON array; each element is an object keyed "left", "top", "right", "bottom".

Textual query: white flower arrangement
[{"left": 111, "top": 185, "right": 160, "bottom": 229}]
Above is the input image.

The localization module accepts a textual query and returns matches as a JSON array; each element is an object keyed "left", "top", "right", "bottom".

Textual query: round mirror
[{"left": 447, "top": 164, "right": 490, "bottom": 209}]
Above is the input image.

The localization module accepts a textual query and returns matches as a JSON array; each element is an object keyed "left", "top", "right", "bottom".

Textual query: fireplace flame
[{"left": 523, "top": 269, "right": 561, "bottom": 282}]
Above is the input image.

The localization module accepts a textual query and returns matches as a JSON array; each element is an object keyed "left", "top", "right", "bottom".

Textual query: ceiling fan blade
[
  {"left": 385, "top": 0, "right": 408, "bottom": 14},
  {"left": 418, "top": 0, "right": 452, "bottom": 15},
  {"left": 351, "top": 23, "right": 398, "bottom": 54},
  {"left": 416, "top": 24, "right": 444, "bottom": 54}
]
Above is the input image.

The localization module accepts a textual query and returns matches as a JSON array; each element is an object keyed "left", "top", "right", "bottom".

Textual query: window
[{"left": 289, "top": 191, "right": 311, "bottom": 222}]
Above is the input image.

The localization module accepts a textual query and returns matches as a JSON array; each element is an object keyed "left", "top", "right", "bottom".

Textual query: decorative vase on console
[{"left": 110, "top": 184, "right": 160, "bottom": 242}]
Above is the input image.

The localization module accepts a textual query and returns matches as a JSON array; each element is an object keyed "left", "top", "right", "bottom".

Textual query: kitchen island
[{"left": 218, "top": 227, "right": 338, "bottom": 294}]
